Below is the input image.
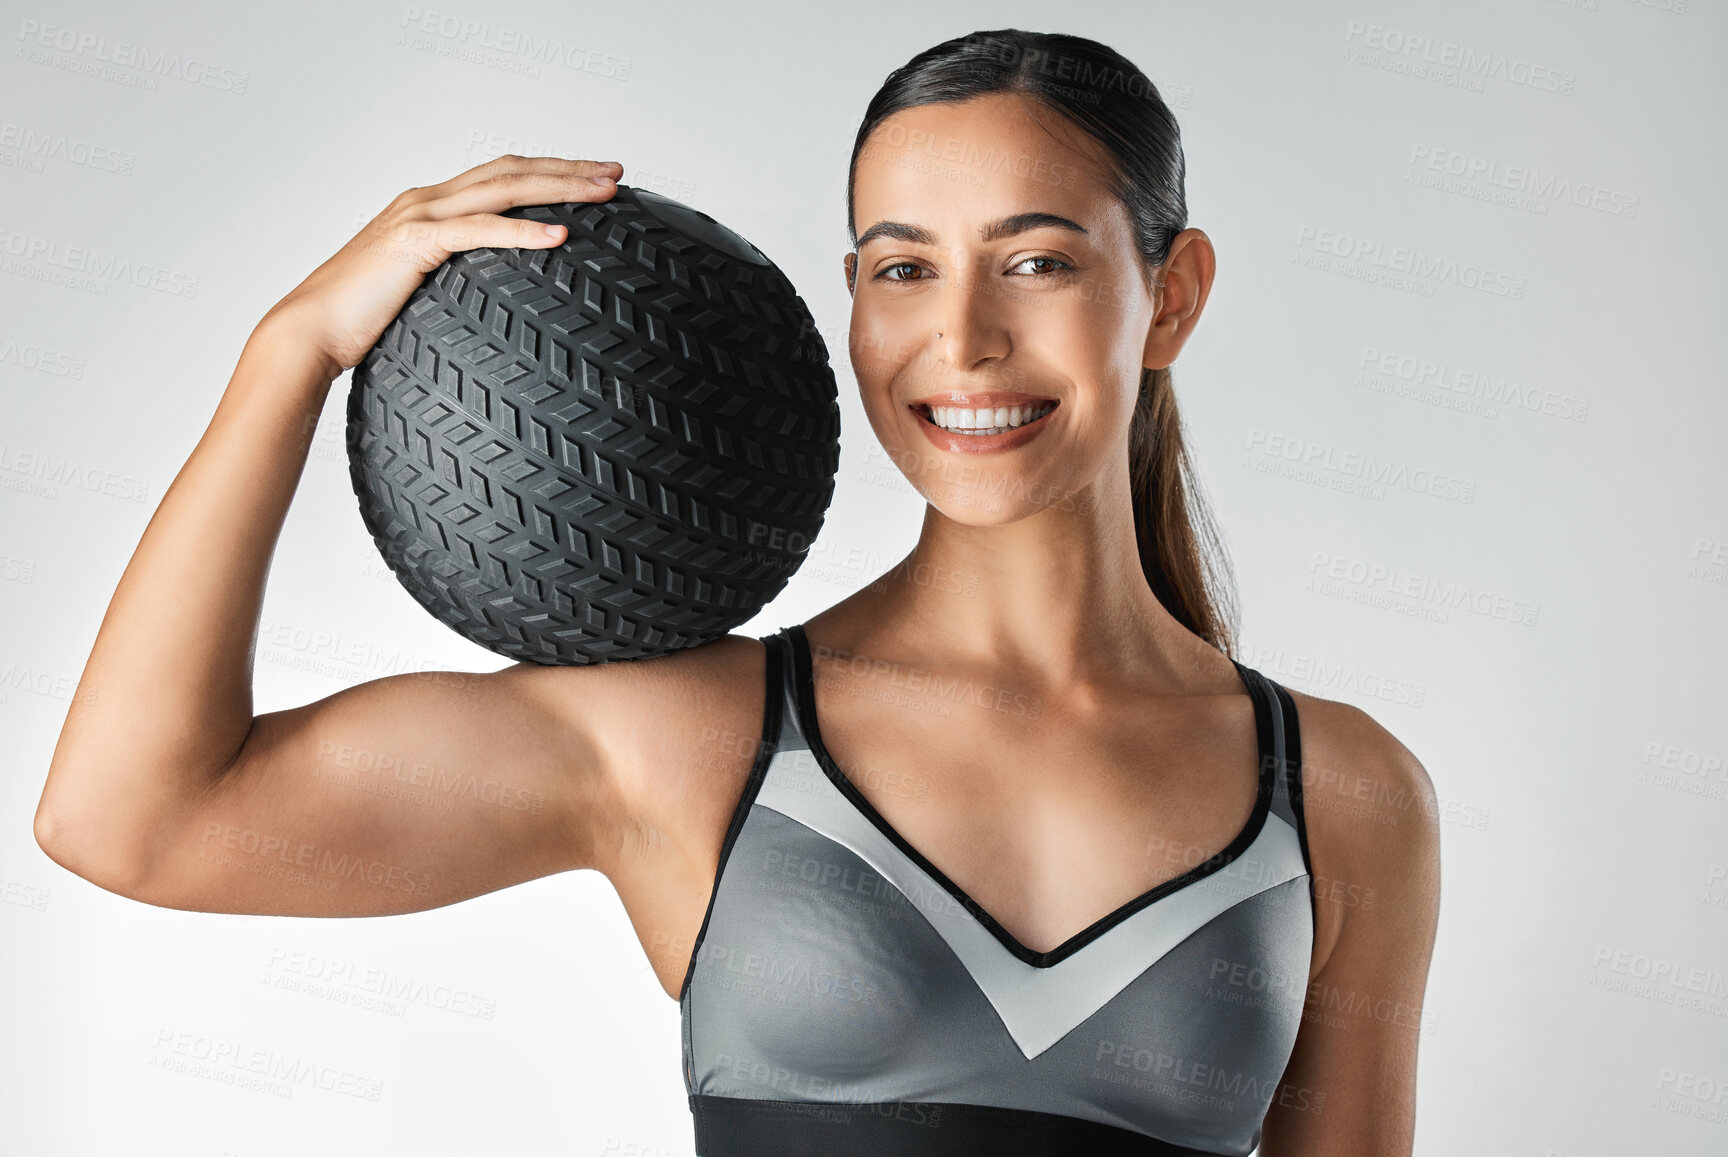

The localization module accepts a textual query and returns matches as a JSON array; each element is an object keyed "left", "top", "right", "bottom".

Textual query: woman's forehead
[
  {"left": 853, "top": 96, "right": 1114, "bottom": 236},
  {"left": 859, "top": 96, "right": 1101, "bottom": 177}
]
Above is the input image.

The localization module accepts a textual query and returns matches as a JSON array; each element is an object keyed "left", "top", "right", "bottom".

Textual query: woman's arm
[
  {"left": 1257, "top": 699, "right": 1443, "bottom": 1156},
  {"left": 32, "top": 156, "right": 641, "bottom": 916}
]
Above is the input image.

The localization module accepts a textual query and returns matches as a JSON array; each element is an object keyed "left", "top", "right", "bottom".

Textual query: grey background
[{"left": 3, "top": 0, "right": 1724, "bottom": 1154}]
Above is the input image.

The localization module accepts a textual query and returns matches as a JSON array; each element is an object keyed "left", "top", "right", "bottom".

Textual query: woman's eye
[
  {"left": 875, "top": 262, "right": 925, "bottom": 281},
  {"left": 1012, "top": 256, "right": 1072, "bottom": 277}
]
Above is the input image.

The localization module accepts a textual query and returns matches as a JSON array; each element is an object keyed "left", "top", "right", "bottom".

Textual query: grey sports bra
[{"left": 680, "top": 624, "right": 1316, "bottom": 1155}]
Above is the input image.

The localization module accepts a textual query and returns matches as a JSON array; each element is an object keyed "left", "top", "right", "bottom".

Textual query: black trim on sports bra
[
  {"left": 1267, "top": 677, "right": 1315, "bottom": 929},
  {"left": 689, "top": 1092, "right": 1227, "bottom": 1156},
  {"left": 677, "top": 633, "right": 786, "bottom": 1005},
  {"left": 785, "top": 622, "right": 1278, "bottom": 970}
]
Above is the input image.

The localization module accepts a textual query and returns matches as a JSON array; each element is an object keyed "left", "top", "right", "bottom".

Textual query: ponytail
[{"left": 1129, "top": 366, "right": 1239, "bottom": 656}]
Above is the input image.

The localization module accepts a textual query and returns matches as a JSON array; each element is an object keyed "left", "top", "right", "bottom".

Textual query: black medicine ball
[{"left": 345, "top": 184, "right": 840, "bottom": 665}]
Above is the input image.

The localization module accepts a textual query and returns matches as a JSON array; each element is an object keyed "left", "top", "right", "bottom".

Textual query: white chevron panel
[{"left": 753, "top": 748, "right": 1310, "bottom": 1059}]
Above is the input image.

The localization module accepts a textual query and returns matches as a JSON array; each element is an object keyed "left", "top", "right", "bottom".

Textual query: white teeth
[{"left": 928, "top": 402, "right": 1054, "bottom": 434}]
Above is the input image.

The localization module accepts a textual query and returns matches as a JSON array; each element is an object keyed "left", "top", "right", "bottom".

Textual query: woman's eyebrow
[{"left": 855, "top": 211, "right": 1088, "bottom": 250}]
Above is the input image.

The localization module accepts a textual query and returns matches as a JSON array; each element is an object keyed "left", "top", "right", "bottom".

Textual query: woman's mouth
[
  {"left": 916, "top": 400, "right": 1057, "bottom": 435},
  {"left": 908, "top": 398, "right": 1059, "bottom": 453}
]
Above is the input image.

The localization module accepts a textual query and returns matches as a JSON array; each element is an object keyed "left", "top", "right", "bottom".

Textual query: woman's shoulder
[
  {"left": 591, "top": 629, "right": 772, "bottom": 786},
  {"left": 499, "top": 631, "right": 775, "bottom": 883},
  {"left": 1278, "top": 681, "right": 1440, "bottom": 974},
  {"left": 1280, "top": 684, "right": 1437, "bottom": 839}
]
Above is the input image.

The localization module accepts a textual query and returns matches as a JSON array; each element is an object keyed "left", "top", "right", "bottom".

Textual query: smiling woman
[
  {"left": 842, "top": 58, "right": 1233, "bottom": 643},
  {"left": 31, "top": 22, "right": 1436, "bottom": 1157},
  {"left": 676, "top": 27, "right": 1438, "bottom": 1157}
]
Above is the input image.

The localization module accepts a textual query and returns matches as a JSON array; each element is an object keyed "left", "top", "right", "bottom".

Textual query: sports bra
[{"left": 680, "top": 623, "right": 1315, "bottom": 1156}]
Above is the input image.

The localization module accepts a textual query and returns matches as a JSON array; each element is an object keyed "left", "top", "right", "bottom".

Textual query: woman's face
[{"left": 846, "top": 92, "right": 1170, "bottom": 525}]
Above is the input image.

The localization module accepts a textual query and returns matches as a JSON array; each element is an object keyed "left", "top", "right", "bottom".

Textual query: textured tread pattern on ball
[{"left": 347, "top": 186, "right": 839, "bottom": 665}]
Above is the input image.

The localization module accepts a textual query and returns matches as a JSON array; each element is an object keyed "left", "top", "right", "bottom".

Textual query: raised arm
[{"left": 32, "top": 156, "right": 640, "bottom": 917}]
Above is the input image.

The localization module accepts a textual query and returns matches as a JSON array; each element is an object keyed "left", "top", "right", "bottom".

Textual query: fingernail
[
  {"left": 587, "top": 175, "right": 615, "bottom": 186},
  {"left": 544, "top": 224, "right": 563, "bottom": 237}
]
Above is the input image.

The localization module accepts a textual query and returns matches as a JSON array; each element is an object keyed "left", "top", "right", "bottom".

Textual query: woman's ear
[
  {"left": 844, "top": 252, "right": 857, "bottom": 295},
  {"left": 1142, "top": 228, "right": 1215, "bottom": 371}
]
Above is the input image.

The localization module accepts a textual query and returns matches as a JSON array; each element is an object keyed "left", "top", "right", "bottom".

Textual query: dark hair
[{"left": 846, "top": 29, "right": 1239, "bottom": 657}]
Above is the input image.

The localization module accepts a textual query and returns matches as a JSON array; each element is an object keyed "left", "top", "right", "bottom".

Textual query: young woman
[{"left": 35, "top": 28, "right": 1439, "bottom": 1157}]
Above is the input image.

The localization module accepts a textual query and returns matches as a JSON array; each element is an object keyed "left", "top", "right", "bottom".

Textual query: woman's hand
[{"left": 264, "top": 154, "right": 622, "bottom": 377}]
